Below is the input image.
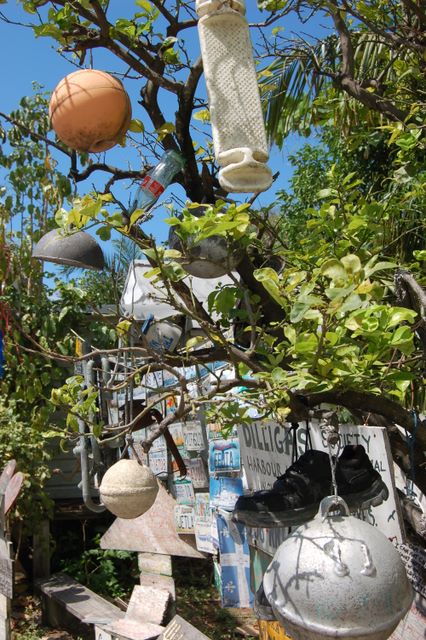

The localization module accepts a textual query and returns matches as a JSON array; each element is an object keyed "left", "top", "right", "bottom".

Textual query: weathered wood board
[
  {"left": 37, "top": 573, "right": 125, "bottom": 627},
  {"left": 126, "top": 585, "right": 170, "bottom": 626},
  {"left": 158, "top": 615, "right": 211, "bottom": 640},
  {"left": 106, "top": 619, "right": 165, "bottom": 640},
  {"left": 100, "top": 485, "right": 205, "bottom": 558},
  {"left": 4, "top": 472, "right": 24, "bottom": 515},
  {"left": 0, "top": 555, "right": 13, "bottom": 601},
  {"left": 0, "top": 463, "right": 16, "bottom": 495}
]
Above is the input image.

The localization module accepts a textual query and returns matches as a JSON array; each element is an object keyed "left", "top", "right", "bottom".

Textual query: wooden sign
[
  {"left": 4, "top": 473, "right": 24, "bottom": 515},
  {"left": 0, "top": 462, "right": 16, "bottom": 495},
  {"left": 0, "top": 554, "right": 13, "bottom": 601},
  {"left": 158, "top": 615, "right": 211, "bottom": 640},
  {"left": 100, "top": 484, "right": 205, "bottom": 558}
]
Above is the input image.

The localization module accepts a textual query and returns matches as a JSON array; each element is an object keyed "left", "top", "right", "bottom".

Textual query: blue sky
[{"left": 0, "top": 1, "right": 324, "bottom": 255}]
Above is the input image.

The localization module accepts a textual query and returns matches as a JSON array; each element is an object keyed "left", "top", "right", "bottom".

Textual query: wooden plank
[
  {"left": 100, "top": 485, "right": 205, "bottom": 558},
  {"left": 0, "top": 535, "right": 12, "bottom": 640},
  {"left": 158, "top": 615, "right": 211, "bottom": 640},
  {"left": 126, "top": 585, "right": 170, "bottom": 626},
  {"left": 0, "top": 463, "right": 16, "bottom": 495},
  {"left": 139, "top": 574, "right": 175, "bottom": 602},
  {"left": 37, "top": 573, "right": 125, "bottom": 626},
  {"left": 107, "top": 619, "right": 164, "bottom": 640},
  {"left": 32, "top": 520, "right": 50, "bottom": 582},
  {"left": 138, "top": 553, "right": 172, "bottom": 577},
  {"left": 4, "top": 472, "right": 23, "bottom": 515},
  {"left": 0, "top": 556, "right": 13, "bottom": 600}
]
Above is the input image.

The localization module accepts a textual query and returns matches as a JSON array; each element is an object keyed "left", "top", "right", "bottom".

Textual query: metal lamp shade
[{"left": 33, "top": 229, "right": 105, "bottom": 270}]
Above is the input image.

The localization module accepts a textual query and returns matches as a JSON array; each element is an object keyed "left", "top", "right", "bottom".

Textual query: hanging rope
[
  {"left": 305, "top": 419, "right": 313, "bottom": 453},
  {"left": 290, "top": 422, "right": 299, "bottom": 464},
  {"left": 404, "top": 409, "right": 420, "bottom": 499}
]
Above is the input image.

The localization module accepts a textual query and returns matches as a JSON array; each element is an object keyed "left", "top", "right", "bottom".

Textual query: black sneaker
[
  {"left": 336, "top": 444, "right": 389, "bottom": 510},
  {"left": 232, "top": 445, "right": 388, "bottom": 528},
  {"left": 232, "top": 449, "right": 332, "bottom": 528}
]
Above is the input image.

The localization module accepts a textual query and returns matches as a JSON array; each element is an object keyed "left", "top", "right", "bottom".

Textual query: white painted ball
[{"left": 99, "top": 459, "right": 159, "bottom": 519}]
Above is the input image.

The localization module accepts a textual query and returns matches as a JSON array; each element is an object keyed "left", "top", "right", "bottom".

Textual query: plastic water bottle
[{"left": 131, "top": 149, "right": 185, "bottom": 215}]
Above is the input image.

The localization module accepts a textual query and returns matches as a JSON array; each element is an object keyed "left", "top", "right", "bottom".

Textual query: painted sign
[
  {"left": 158, "top": 614, "right": 211, "bottom": 640},
  {"left": 172, "top": 477, "right": 195, "bottom": 505},
  {"left": 238, "top": 422, "right": 404, "bottom": 556},
  {"left": 208, "top": 438, "right": 241, "bottom": 474},
  {"left": 217, "top": 513, "right": 253, "bottom": 608},
  {"left": 210, "top": 477, "right": 243, "bottom": 511},
  {"left": 174, "top": 505, "right": 195, "bottom": 534},
  {"left": 168, "top": 423, "right": 186, "bottom": 450},
  {"left": 194, "top": 494, "right": 215, "bottom": 554},
  {"left": 183, "top": 421, "right": 205, "bottom": 452},
  {"left": 186, "top": 458, "right": 209, "bottom": 489},
  {"left": 148, "top": 448, "right": 168, "bottom": 477}
]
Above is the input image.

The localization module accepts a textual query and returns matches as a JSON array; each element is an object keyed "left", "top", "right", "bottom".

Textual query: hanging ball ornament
[
  {"left": 49, "top": 69, "right": 132, "bottom": 152},
  {"left": 99, "top": 459, "right": 159, "bottom": 519},
  {"left": 263, "top": 496, "right": 413, "bottom": 640}
]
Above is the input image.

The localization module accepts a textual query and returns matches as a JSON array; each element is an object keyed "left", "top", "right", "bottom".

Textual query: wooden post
[
  {"left": 138, "top": 553, "right": 175, "bottom": 621},
  {"left": 0, "top": 495, "right": 13, "bottom": 640},
  {"left": 33, "top": 519, "right": 50, "bottom": 582}
]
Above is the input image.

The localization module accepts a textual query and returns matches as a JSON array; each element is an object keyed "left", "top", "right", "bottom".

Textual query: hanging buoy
[
  {"left": 263, "top": 496, "right": 413, "bottom": 640},
  {"left": 99, "top": 459, "right": 159, "bottom": 519},
  {"left": 49, "top": 69, "right": 132, "bottom": 152}
]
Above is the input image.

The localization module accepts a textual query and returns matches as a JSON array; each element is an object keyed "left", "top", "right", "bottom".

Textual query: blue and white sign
[
  {"left": 217, "top": 513, "right": 253, "bottom": 608},
  {"left": 210, "top": 477, "right": 243, "bottom": 511},
  {"left": 209, "top": 438, "right": 241, "bottom": 474}
]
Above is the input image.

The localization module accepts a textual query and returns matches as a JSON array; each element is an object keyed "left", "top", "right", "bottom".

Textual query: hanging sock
[{"left": 196, "top": 0, "right": 272, "bottom": 193}]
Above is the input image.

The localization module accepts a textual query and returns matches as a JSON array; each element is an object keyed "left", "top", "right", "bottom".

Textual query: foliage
[
  {"left": 0, "top": 0, "right": 425, "bottom": 496},
  {"left": 0, "top": 397, "right": 53, "bottom": 528},
  {"left": 58, "top": 533, "right": 138, "bottom": 600}
]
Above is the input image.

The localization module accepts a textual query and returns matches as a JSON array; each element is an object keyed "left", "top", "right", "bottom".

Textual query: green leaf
[
  {"left": 294, "top": 333, "right": 318, "bottom": 354},
  {"left": 193, "top": 109, "right": 211, "bottom": 122},
  {"left": 96, "top": 226, "right": 111, "bottom": 241},
  {"left": 156, "top": 122, "right": 175, "bottom": 141},
  {"left": 135, "top": 0, "right": 153, "bottom": 10},
  {"left": 128, "top": 119, "right": 145, "bottom": 133},
  {"left": 321, "top": 259, "right": 346, "bottom": 282},
  {"left": 387, "top": 308, "right": 417, "bottom": 328},
  {"left": 341, "top": 254, "right": 362, "bottom": 275}
]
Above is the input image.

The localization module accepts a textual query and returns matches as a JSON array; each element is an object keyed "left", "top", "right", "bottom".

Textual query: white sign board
[{"left": 238, "top": 421, "right": 404, "bottom": 556}]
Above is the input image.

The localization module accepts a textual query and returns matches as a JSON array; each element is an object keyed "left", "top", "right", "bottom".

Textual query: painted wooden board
[
  {"left": 0, "top": 554, "right": 13, "bottom": 601},
  {"left": 0, "top": 463, "right": 16, "bottom": 495},
  {"left": 37, "top": 573, "right": 125, "bottom": 626},
  {"left": 100, "top": 484, "right": 205, "bottom": 558},
  {"left": 238, "top": 422, "right": 404, "bottom": 556},
  {"left": 138, "top": 553, "right": 172, "bottom": 577},
  {"left": 4, "top": 472, "right": 23, "bottom": 515},
  {"left": 158, "top": 615, "right": 211, "bottom": 640},
  {"left": 139, "top": 574, "right": 175, "bottom": 602},
  {"left": 107, "top": 619, "right": 165, "bottom": 640},
  {"left": 126, "top": 585, "right": 170, "bottom": 626}
]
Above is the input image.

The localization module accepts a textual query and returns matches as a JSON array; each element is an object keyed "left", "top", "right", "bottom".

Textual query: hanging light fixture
[{"left": 32, "top": 229, "right": 105, "bottom": 270}]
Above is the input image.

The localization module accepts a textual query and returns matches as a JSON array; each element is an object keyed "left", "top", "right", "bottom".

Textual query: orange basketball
[{"left": 49, "top": 69, "right": 132, "bottom": 152}]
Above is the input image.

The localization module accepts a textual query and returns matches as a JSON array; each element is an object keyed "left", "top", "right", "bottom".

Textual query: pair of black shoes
[{"left": 233, "top": 445, "right": 389, "bottom": 528}]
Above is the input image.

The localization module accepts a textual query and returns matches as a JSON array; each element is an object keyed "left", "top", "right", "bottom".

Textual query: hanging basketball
[
  {"left": 99, "top": 459, "right": 159, "bottom": 519},
  {"left": 49, "top": 69, "right": 132, "bottom": 152}
]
